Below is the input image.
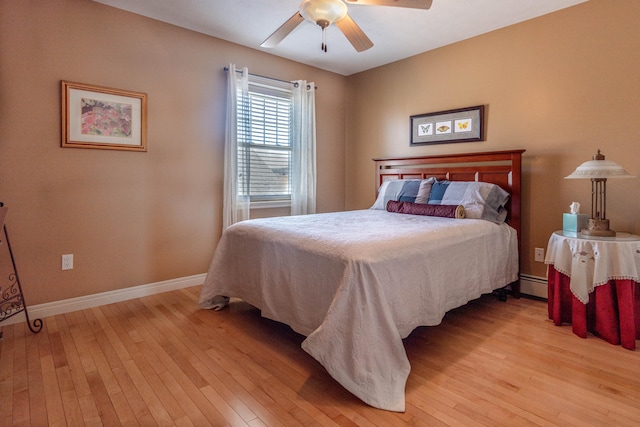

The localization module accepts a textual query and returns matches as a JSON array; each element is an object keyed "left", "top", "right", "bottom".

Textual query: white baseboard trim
[
  {"left": 520, "top": 274, "right": 547, "bottom": 299},
  {"left": 2, "top": 273, "right": 206, "bottom": 327},
  {"left": 3, "top": 272, "right": 545, "bottom": 327}
]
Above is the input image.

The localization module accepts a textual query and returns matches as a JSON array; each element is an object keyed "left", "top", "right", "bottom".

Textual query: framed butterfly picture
[{"left": 410, "top": 105, "right": 484, "bottom": 146}]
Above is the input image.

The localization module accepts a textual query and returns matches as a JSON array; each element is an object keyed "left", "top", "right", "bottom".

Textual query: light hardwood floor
[{"left": 1, "top": 286, "right": 638, "bottom": 426}]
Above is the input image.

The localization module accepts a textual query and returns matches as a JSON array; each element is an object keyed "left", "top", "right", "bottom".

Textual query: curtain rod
[{"left": 223, "top": 67, "right": 317, "bottom": 90}]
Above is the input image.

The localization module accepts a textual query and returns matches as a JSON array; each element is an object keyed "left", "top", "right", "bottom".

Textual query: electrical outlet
[
  {"left": 534, "top": 248, "right": 545, "bottom": 263},
  {"left": 62, "top": 254, "right": 73, "bottom": 270}
]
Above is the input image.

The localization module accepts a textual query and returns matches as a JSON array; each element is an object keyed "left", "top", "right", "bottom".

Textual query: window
[
  {"left": 237, "top": 78, "right": 293, "bottom": 204},
  {"left": 223, "top": 64, "right": 315, "bottom": 228}
]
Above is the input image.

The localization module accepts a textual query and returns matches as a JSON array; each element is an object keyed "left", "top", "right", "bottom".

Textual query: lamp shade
[
  {"left": 300, "top": 0, "right": 348, "bottom": 26},
  {"left": 565, "top": 150, "right": 634, "bottom": 179}
]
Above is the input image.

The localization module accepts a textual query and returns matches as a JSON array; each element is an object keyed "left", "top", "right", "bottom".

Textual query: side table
[{"left": 545, "top": 230, "right": 640, "bottom": 350}]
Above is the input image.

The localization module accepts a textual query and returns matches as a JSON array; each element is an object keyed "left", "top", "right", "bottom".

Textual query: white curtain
[
  {"left": 290, "top": 80, "right": 317, "bottom": 216},
  {"left": 222, "top": 64, "right": 250, "bottom": 229}
]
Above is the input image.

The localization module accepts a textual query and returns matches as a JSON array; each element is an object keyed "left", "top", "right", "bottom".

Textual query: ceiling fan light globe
[{"left": 300, "top": 0, "right": 348, "bottom": 26}]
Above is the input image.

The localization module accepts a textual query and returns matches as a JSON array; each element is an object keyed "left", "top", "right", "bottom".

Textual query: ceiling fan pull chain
[{"left": 322, "top": 26, "right": 327, "bottom": 52}]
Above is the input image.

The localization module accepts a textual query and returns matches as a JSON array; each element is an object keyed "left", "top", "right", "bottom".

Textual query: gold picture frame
[{"left": 61, "top": 81, "right": 147, "bottom": 152}]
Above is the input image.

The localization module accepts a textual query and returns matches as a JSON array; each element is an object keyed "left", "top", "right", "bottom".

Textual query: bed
[{"left": 199, "top": 149, "right": 525, "bottom": 412}]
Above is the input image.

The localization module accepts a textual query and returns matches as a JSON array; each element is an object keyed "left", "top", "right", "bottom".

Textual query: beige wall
[
  {"left": 345, "top": 0, "right": 640, "bottom": 277},
  {"left": 0, "top": 0, "right": 347, "bottom": 305},
  {"left": 2, "top": 0, "right": 638, "bottom": 307}
]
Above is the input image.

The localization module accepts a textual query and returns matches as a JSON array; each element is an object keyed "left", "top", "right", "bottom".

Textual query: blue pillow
[
  {"left": 428, "top": 181, "right": 510, "bottom": 223},
  {"left": 427, "top": 180, "right": 450, "bottom": 205},
  {"left": 370, "top": 179, "right": 421, "bottom": 210}
]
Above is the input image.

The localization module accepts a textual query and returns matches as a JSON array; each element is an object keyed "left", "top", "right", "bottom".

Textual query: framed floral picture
[
  {"left": 410, "top": 105, "right": 484, "bottom": 146},
  {"left": 61, "top": 81, "right": 147, "bottom": 151}
]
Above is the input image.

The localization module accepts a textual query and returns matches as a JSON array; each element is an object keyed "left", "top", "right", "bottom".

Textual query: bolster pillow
[{"left": 386, "top": 200, "right": 465, "bottom": 219}]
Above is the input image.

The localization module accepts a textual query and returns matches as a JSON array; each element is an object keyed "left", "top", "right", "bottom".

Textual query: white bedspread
[{"left": 199, "top": 209, "right": 518, "bottom": 411}]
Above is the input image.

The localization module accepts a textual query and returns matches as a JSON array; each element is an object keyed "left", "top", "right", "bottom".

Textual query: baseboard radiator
[{"left": 519, "top": 274, "right": 548, "bottom": 299}]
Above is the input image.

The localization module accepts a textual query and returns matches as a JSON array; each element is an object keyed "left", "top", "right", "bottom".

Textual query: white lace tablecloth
[{"left": 545, "top": 231, "right": 640, "bottom": 303}]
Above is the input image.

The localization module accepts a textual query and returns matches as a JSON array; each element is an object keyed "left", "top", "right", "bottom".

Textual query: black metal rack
[{"left": 0, "top": 203, "right": 43, "bottom": 335}]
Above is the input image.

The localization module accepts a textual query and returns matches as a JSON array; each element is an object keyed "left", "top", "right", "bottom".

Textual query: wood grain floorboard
[{"left": 1, "top": 286, "right": 639, "bottom": 426}]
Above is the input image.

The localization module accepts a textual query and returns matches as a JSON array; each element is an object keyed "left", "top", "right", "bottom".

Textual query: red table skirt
[{"left": 547, "top": 266, "right": 640, "bottom": 350}]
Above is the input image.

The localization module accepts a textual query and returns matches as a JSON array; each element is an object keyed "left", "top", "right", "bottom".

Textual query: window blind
[{"left": 237, "top": 81, "right": 293, "bottom": 201}]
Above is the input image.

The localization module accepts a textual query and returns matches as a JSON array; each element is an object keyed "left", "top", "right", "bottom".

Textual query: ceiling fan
[{"left": 261, "top": 0, "right": 433, "bottom": 53}]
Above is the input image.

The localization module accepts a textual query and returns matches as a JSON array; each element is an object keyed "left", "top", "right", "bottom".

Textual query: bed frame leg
[
  {"left": 510, "top": 278, "right": 521, "bottom": 299},
  {"left": 494, "top": 288, "right": 508, "bottom": 302}
]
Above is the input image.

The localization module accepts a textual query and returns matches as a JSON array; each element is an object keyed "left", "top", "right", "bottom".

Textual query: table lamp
[{"left": 565, "top": 149, "right": 634, "bottom": 236}]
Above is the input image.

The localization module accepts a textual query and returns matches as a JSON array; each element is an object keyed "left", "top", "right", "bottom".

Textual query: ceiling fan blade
[
  {"left": 335, "top": 14, "right": 373, "bottom": 52},
  {"left": 344, "top": 0, "right": 432, "bottom": 9},
  {"left": 261, "top": 12, "right": 305, "bottom": 48}
]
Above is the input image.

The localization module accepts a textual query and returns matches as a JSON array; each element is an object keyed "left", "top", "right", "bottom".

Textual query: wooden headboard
[{"left": 373, "top": 149, "right": 525, "bottom": 295}]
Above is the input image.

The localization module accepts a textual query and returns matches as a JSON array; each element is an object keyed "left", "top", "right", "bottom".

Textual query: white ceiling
[{"left": 93, "top": 0, "right": 587, "bottom": 76}]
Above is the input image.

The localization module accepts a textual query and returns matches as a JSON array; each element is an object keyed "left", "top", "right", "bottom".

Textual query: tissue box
[{"left": 563, "top": 213, "right": 588, "bottom": 233}]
